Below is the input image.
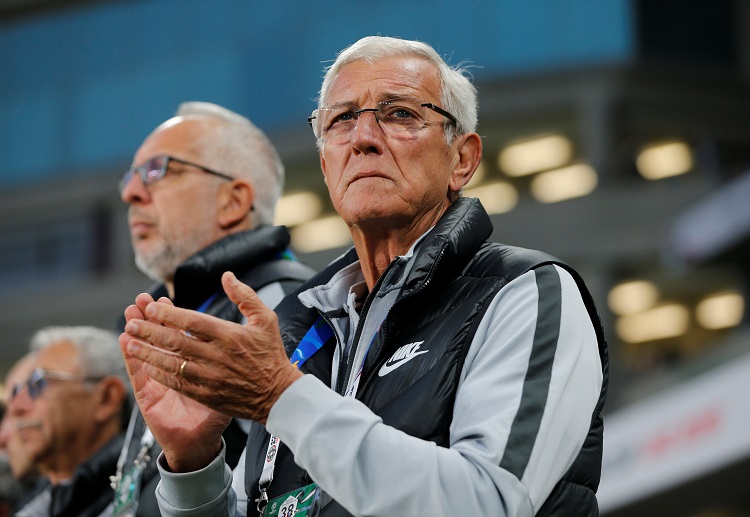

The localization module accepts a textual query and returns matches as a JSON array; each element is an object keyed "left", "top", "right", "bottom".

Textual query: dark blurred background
[{"left": 2, "top": 1, "right": 749, "bottom": 515}]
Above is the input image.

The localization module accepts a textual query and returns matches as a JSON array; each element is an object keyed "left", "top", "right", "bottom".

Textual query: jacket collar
[
  {"left": 282, "top": 197, "right": 492, "bottom": 319},
  {"left": 401, "top": 197, "right": 493, "bottom": 296},
  {"left": 169, "top": 225, "right": 291, "bottom": 309}
]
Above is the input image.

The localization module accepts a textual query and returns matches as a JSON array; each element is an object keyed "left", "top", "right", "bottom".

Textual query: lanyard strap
[
  {"left": 111, "top": 412, "right": 156, "bottom": 489},
  {"left": 289, "top": 317, "right": 334, "bottom": 368},
  {"left": 196, "top": 292, "right": 219, "bottom": 313},
  {"left": 257, "top": 318, "right": 331, "bottom": 512},
  {"left": 257, "top": 317, "right": 383, "bottom": 513},
  {"left": 344, "top": 359, "right": 366, "bottom": 398},
  {"left": 113, "top": 406, "right": 140, "bottom": 485}
]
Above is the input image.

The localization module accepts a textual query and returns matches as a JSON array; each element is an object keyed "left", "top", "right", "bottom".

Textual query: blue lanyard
[
  {"left": 196, "top": 292, "right": 220, "bottom": 313},
  {"left": 290, "top": 315, "right": 382, "bottom": 398},
  {"left": 290, "top": 317, "right": 333, "bottom": 368},
  {"left": 196, "top": 292, "right": 331, "bottom": 370}
]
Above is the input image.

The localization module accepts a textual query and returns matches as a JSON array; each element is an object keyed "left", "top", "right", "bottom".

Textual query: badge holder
[
  {"left": 111, "top": 461, "right": 146, "bottom": 517},
  {"left": 111, "top": 422, "right": 155, "bottom": 517},
  {"left": 263, "top": 483, "right": 321, "bottom": 517}
]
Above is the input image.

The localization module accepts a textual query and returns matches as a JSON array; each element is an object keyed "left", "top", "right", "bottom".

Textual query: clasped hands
[{"left": 119, "top": 271, "right": 302, "bottom": 472}]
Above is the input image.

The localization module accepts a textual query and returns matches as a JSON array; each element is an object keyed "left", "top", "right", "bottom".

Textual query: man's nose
[
  {"left": 7, "top": 388, "right": 32, "bottom": 415},
  {"left": 120, "top": 172, "right": 150, "bottom": 204},
  {"left": 351, "top": 109, "right": 384, "bottom": 152}
]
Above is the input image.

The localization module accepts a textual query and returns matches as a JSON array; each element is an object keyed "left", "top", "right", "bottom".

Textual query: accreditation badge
[
  {"left": 111, "top": 463, "right": 144, "bottom": 517},
  {"left": 263, "top": 482, "right": 321, "bottom": 517}
]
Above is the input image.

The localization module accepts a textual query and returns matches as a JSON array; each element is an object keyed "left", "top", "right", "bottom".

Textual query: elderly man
[
  {"left": 121, "top": 36, "right": 607, "bottom": 516},
  {"left": 115, "top": 102, "right": 314, "bottom": 516},
  {"left": 8, "top": 326, "right": 131, "bottom": 516},
  {"left": 0, "top": 354, "right": 45, "bottom": 513},
  {"left": 1, "top": 354, "right": 43, "bottom": 482}
]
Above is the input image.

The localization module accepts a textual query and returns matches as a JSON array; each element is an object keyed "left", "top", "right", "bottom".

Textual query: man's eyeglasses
[
  {"left": 308, "top": 96, "right": 457, "bottom": 144},
  {"left": 10, "top": 368, "right": 104, "bottom": 401},
  {"left": 119, "top": 155, "right": 234, "bottom": 195}
]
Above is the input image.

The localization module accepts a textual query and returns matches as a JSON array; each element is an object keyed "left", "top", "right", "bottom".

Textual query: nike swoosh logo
[{"left": 378, "top": 341, "right": 429, "bottom": 377}]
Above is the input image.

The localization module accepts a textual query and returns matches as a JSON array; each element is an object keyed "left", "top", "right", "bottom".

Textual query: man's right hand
[{"left": 120, "top": 293, "right": 231, "bottom": 473}]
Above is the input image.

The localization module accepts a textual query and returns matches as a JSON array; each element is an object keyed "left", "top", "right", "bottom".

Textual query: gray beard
[{"left": 134, "top": 244, "right": 185, "bottom": 284}]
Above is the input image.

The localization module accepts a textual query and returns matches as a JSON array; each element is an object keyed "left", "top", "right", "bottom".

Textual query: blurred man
[
  {"left": 122, "top": 37, "right": 607, "bottom": 516},
  {"left": 1, "top": 353, "right": 46, "bottom": 515},
  {"left": 0, "top": 354, "right": 43, "bottom": 484},
  {"left": 114, "top": 102, "right": 314, "bottom": 516},
  {"left": 9, "top": 326, "right": 130, "bottom": 516}
]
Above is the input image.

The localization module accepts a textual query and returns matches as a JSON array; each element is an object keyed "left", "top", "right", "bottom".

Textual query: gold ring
[{"left": 178, "top": 358, "right": 189, "bottom": 378}]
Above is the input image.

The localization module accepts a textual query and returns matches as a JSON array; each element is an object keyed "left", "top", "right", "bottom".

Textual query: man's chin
[
  {"left": 134, "top": 258, "right": 166, "bottom": 283},
  {"left": 134, "top": 250, "right": 181, "bottom": 284},
  {"left": 17, "top": 425, "right": 44, "bottom": 449}
]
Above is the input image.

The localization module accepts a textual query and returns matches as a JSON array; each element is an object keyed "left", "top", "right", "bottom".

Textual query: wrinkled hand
[
  {"left": 120, "top": 294, "right": 230, "bottom": 472},
  {"left": 120, "top": 271, "right": 302, "bottom": 472}
]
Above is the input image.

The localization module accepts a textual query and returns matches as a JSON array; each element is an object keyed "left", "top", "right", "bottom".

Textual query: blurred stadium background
[{"left": 1, "top": 1, "right": 749, "bottom": 514}]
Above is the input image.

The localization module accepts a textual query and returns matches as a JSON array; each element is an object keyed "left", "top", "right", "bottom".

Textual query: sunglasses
[
  {"left": 10, "top": 368, "right": 104, "bottom": 401},
  {"left": 118, "top": 155, "right": 234, "bottom": 195}
]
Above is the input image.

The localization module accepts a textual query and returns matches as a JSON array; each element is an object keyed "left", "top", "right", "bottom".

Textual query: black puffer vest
[{"left": 245, "top": 199, "right": 608, "bottom": 516}]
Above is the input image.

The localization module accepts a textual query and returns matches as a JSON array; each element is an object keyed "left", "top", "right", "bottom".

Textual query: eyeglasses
[
  {"left": 119, "top": 155, "right": 234, "bottom": 194},
  {"left": 308, "top": 96, "right": 457, "bottom": 144},
  {"left": 10, "top": 368, "right": 104, "bottom": 402}
]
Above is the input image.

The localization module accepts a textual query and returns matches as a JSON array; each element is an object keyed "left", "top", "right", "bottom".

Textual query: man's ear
[
  {"left": 218, "top": 180, "right": 255, "bottom": 229},
  {"left": 92, "top": 377, "right": 126, "bottom": 424},
  {"left": 448, "top": 132, "right": 483, "bottom": 195},
  {"left": 319, "top": 152, "right": 328, "bottom": 185}
]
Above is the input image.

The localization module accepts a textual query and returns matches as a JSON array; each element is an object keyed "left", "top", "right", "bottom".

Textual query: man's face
[
  {"left": 121, "top": 118, "right": 225, "bottom": 283},
  {"left": 7, "top": 342, "right": 100, "bottom": 470},
  {"left": 0, "top": 355, "right": 38, "bottom": 479},
  {"left": 319, "top": 56, "right": 464, "bottom": 232}
]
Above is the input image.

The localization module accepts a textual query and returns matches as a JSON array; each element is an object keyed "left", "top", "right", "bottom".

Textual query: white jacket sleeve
[
  {"left": 267, "top": 265, "right": 603, "bottom": 516},
  {"left": 154, "top": 441, "right": 244, "bottom": 517}
]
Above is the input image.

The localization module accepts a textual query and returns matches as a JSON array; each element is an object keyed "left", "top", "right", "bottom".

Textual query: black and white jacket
[{"left": 156, "top": 198, "right": 607, "bottom": 517}]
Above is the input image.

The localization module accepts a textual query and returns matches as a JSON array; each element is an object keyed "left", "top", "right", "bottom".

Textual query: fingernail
[
  {"left": 145, "top": 304, "right": 157, "bottom": 316},
  {"left": 127, "top": 341, "right": 140, "bottom": 354},
  {"left": 125, "top": 321, "right": 139, "bottom": 333}
]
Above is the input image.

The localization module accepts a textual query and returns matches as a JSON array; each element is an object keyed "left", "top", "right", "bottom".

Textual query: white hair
[
  {"left": 175, "top": 102, "right": 284, "bottom": 226},
  {"left": 317, "top": 36, "right": 478, "bottom": 146}
]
